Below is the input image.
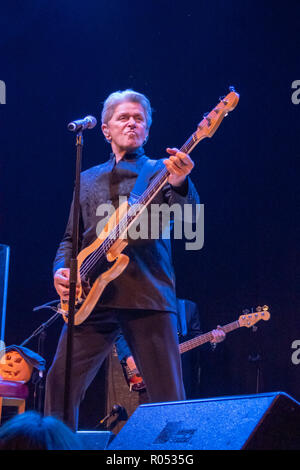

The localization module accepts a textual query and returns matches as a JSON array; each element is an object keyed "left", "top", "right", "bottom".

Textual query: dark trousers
[{"left": 44, "top": 307, "right": 186, "bottom": 430}]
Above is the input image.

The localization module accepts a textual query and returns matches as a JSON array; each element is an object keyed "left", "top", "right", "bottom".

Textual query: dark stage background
[{"left": 0, "top": 1, "right": 299, "bottom": 429}]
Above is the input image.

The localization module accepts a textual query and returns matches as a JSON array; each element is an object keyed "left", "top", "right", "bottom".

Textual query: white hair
[{"left": 101, "top": 89, "right": 153, "bottom": 129}]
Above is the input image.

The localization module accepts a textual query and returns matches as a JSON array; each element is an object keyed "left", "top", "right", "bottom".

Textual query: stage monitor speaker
[
  {"left": 108, "top": 392, "right": 300, "bottom": 450},
  {"left": 76, "top": 431, "right": 114, "bottom": 450},
  {"left": 0, "top": 245, "right": 10, "bottom": 344}
]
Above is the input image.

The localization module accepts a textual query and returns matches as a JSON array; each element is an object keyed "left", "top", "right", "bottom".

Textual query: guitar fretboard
[
  {"left": 106, "top": 133, "right": 199, "bottom": 246},
  {"left": 80, "top": 134, "right": 201, "bottom": 278},
  {"left": 179, "top": 320, "right": 240, "bottom": 354}
]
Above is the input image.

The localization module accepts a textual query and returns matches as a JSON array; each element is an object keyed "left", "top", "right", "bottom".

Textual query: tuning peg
[
  {"left": 262, "top": 305, "right": 269, "bottom": 311},
  {"left": 256, "top": 306, "right": 262, "bottom": 312},
  {"left": 219, "top": 95, "right": 228, "bottom": 106},
  {"left": 242, "top": 309, "right": 250, "bottom": 315},
  {"left": 203, "top": 112, "right": 211, "bottom": 126},
  {"left": 229, "top": 86, "right": 236, "bottom": 92}
]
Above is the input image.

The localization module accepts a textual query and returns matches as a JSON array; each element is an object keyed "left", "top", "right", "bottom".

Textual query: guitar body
[{"left": 61, "top": 201, "right": 130, "bottom": 325}]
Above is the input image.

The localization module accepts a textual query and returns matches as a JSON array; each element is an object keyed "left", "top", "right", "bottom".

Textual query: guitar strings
[
  {"left": 79, "top": 167, "right": 169, "bottom": 276},
  {"left": 79, "top": 135, "right": 197, "bottom": 277},
  {"left": 179, "top": 321, "right": 239, "bottom": 353},
  {"left": 79, "top": 166, "right": 170, "bottom": 277},
  {"left": 79, "top": 133, "right": 198, "bottom": 278}
]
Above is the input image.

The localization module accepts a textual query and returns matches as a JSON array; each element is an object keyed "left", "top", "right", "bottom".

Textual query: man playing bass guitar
[{"left": 44, "top": 89, "right": 200, "bottom": 430}]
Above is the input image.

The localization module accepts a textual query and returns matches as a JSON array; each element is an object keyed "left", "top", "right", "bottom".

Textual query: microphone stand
[
  {"left": 247, "top": 308, "right": 263, "bottom": 394},
  {"left": 63, "top": 130, "right": 83, "bottom": 428},
  {"left": 96, "top": 404, "right": 128, "bottom": 431},
  {"left": 21, "top": 302, "right": 61, "bottom": 413}
]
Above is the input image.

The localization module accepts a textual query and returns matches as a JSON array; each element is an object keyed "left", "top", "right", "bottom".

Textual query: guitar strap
[{"left": 128, "top": 158, "right": 163, "bottom": 206}]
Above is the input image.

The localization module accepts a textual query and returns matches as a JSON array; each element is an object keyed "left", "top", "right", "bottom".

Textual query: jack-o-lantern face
[{"left": 0, "top": 351, "right": 33, "bottom": 383}]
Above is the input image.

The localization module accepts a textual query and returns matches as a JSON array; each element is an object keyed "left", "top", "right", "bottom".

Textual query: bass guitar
[{"left": 124, "top": 305, "right": 271, "bottom": 391}]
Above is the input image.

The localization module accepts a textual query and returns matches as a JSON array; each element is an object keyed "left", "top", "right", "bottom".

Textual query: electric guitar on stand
[{"left": 58, "top": 87, "right": 240, "bottom": 325}]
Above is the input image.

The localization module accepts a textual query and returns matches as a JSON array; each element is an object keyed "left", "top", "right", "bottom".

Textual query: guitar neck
[
  {"left": 132, "top": 131, "right": 201, "bottom": 209},
  {"left": 126, "top": 320, "right": 241, "bottom": 378},
  {"left": 80, "top": 137, "right": 194, "bottom": 273},
  {"left": 122, "top": 309, "right": 270, "bottom": 391},
  {"left": 105, "top": 132, "right": 202, "bottom": 250},
  {"left": 179, "top": 320, "right": 240, "bottom": 354}
]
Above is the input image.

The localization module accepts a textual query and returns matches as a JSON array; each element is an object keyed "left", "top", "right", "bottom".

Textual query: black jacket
[{"left": 53, "top": 148, "right": 200, "bottom": 313}]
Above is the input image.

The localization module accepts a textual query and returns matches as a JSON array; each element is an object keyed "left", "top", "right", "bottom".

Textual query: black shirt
[{"left": 53, "top": 148, "right": 200, "bottom": 313}]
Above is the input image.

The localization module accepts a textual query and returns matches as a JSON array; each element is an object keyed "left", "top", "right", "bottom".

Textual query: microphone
[
  {"left": 97, "top": 404, "right": 127, "bottom": 426},
  {"left": 67, "top": 115, "right": 97, "bottom": 132}
]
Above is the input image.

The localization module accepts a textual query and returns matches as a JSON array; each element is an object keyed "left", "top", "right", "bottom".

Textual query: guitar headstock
[
  {"left": 238, "top": 305, "right": 270, "bottom": 328},
  {"left": 195, "top": 86, "right": 239, "bottom": 141}
]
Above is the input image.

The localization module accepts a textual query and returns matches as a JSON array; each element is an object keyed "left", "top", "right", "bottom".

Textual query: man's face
[{"left": 102, "top": 101, "right": 149, "bottom": 155}]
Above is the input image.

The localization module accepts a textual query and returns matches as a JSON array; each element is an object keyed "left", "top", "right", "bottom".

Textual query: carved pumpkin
[{"left": 0, "top": 350, "right": 33, "bottom": 383}]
